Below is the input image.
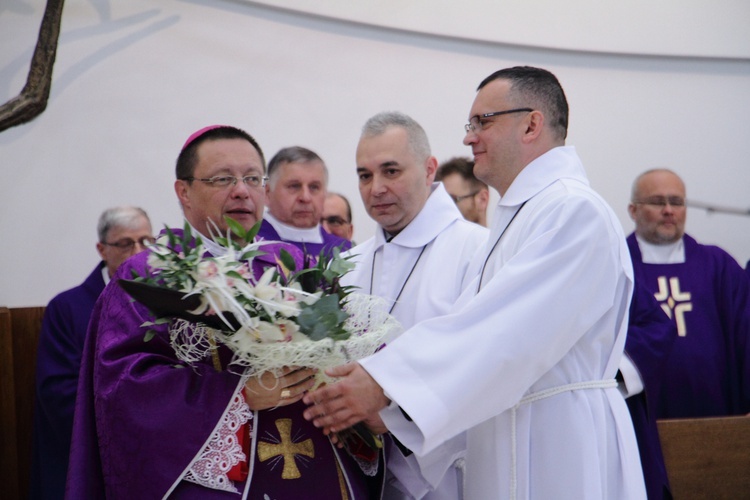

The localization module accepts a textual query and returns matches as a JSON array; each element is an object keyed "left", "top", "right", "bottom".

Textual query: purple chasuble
[
  {"left": 624, "top": 283, "right": 677, "bottom": 499},
  {"left": 256, "top": 219, "right": 351, "bottom": 260},
  {"left": 246, "top": 400, "right": 381, "bottom": 499},
  {"left": 31, "top": 262, "right": 106, "bottom": 500},
  {"left": 627, "top": 233, "right": 750, "bottom": 418},
  {"left": 66, "top": 229, "right": 381, "bottom": 499}
]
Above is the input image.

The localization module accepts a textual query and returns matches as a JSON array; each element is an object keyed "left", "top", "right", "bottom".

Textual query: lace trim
[
  {"left": 184, "top": 390, "right": 253, "bottom": 493},
  {"left": 351, "top": 452, "right": 380, "bottom": 477}
]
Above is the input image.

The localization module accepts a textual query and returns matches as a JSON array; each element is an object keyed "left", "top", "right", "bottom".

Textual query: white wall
[{"left": 1, "top": 0, "right": 749, "bottom": 307}]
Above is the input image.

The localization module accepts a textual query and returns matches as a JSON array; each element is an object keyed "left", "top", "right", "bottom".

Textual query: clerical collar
[
  {"left": 264, "top": 212, "right": 324, "bottom": 244},
  {"left": 383, "top": 229, "right": 397, "bottom": 242},
  {"left": 636, "top": 235, "right": 686, "bottom": 264},
  {"left": 101, "top": 264, "right": 110, "bottom": 286}
]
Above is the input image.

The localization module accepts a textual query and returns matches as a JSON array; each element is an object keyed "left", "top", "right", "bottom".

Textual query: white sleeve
[
  {"left": 380, "top": 399, "right": 466, "bottom": 497},
  {"left": 617, "top": 355, "right": 644, "bottom": 398}
]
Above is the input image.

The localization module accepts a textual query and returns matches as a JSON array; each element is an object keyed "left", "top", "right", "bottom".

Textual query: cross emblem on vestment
[
  {"left": 257, "top": 418, "right": 315, "bottom": 479},
  {"left": 654, "top": 276, "right": 693, "bottom": 336}
]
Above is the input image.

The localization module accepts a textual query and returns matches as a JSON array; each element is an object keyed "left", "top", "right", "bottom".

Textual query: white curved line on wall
[{"left": 244, "top": 0, "right": 750, "bottom": 60}]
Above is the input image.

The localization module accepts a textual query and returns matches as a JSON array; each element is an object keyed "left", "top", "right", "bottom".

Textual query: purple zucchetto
[{"left": 181, "top": 125, "right": 229, "bottom": 151}]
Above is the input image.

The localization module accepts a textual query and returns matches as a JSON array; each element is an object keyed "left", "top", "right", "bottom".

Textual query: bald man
[{"left": 627, "top": 168, "right": 750, "bottom": 420}]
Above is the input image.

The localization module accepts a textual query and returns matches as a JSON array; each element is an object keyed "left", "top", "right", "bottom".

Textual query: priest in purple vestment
[
  {"left": 31, "top": 206, "right": 152, "bottom": 500},
  {"left": 257, "top": 146, "right": 351, "bottom": 259},
  {"left": 66, "top": 126, "right": 382, "bottom": 499},
  {"left": 627, "top": 169, "right": 750, "bottom": 420}
]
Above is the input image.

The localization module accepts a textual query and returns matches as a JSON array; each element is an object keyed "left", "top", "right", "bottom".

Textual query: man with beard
[{"left": 626, "top": 169, "right": 750, "bottom": 419}]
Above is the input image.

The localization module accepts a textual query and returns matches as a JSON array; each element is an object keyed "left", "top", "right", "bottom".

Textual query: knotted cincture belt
[{"left": 509, "top": 379, "right": 619, "bottom": 500}]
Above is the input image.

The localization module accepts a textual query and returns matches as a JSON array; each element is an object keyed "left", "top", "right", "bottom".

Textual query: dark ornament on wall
[{"left": 0, "top": 0, "right": 65, "bottom": 133}]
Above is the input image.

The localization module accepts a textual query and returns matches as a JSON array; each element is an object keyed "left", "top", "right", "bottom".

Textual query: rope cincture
[{"left": 509, "top": 379, "right": 618, "bottom": 499}]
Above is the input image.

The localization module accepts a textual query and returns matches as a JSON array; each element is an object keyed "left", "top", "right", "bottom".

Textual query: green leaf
[
  {"left": 224, "top": 216, "right": 246, "bottom": 242},
  {"left": 144, "top": 330, "right": 156, "bottom": 342},
  {"left": 278, "top": 249, "right": 298, "bottom": 275},
  {"left": 296, "top": 295, "right": 350, "bottom": 341},
  {"left": 245, "top": 219, "right": 263, "bottom": 242},
  {"left": 240, "top": 249, "right": 266, "bottom": 262},
  {"left": 222, "top": 217, "right": 264, "bottom": 246},
  {"left": 329, "top": 255, "right": 356, "bottom": 276},
  {"left": 225, "top": 270, "right": 245, "bottom": 280},
  {"left": 141, "top": 316, "right": 170, "bottom": 328}
]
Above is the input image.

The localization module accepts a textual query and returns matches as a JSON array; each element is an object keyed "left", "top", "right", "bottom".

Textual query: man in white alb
[
  {"left": 342, "top": 111, "right": 488, "bottom": 499},
  {"left": 304, "top": 67, "right": 646, "bottom": 499}
]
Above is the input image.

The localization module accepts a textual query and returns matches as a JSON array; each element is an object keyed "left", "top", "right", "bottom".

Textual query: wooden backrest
[
  {"left": 657, "top": 415, "right": 750, "bottom": 499},
  {"left": 0, "top": 306, "right": 45, "bottom": 500}
]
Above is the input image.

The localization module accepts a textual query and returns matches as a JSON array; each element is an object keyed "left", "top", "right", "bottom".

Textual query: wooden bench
[
  {"left": 657, "top": 415, "right": 750, "bottom": 499},
  {"left": 0, "top": 306, "right": 44, "bottom": 500}
]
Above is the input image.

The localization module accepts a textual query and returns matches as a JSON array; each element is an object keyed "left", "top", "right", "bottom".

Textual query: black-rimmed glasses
[
  {"left": 465, "top": 108, "right": 533, "bottom": 133},
  {"left": 182, "top": 175, "right": 268, "bottom": 189},
  {"left": 449, "top": 191, "right": 479, "bottom": 204},
  {"left": 102, "top": 236, "right": 155, "bottom": 251},
  {"left": 633, "top": 196, "right": 686, "bottom": 208},
  {"left": 321, "top": 216, "right": 350, "bottom": 227}
]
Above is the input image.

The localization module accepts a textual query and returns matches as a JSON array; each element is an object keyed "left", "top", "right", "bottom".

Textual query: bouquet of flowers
[
  {"left": 120, "top": 218, "right": 402, "bottom": 456},
  {"left": 119, "top": 218, "right": 401, "bottom": 386}
]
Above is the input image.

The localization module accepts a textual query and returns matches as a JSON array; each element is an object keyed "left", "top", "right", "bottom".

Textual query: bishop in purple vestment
[{"left": 66, "top": 126, "right": 381, "bottom": 499}]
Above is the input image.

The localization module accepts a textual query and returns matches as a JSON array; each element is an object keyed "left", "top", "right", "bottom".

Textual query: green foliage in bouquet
[
  {"left": 277, "top": 246, "right": 357, "bottom": 342},
  {"left": 121, "top": 217, "right": 358, "bottom": 345}
]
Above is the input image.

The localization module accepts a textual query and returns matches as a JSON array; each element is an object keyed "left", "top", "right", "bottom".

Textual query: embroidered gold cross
[
  {"left": 257, "top": 418, "right": 315, "bottom": 479},
  {"left": 654, "top": 276, "right": 693, "bottom": 336}
]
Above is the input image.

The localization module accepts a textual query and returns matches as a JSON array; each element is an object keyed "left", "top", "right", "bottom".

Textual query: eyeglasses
[
  {"left": 633, "top": 196, "right": 686, "bottom": 208},
  {"left": 102, "top": 236, "right": 155, "bottom": 251},
  {"left": 321, "top": 216, "right": 350, "bottom": 227},
  {"left": 449, "top": 190, "right": 479, "bottom": 204},
  {"left": 465, "top": 108, "right": 533, "bottom": 133},
  {"left": 182, "top": 174, "right": 268, "bottom": 189}
]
